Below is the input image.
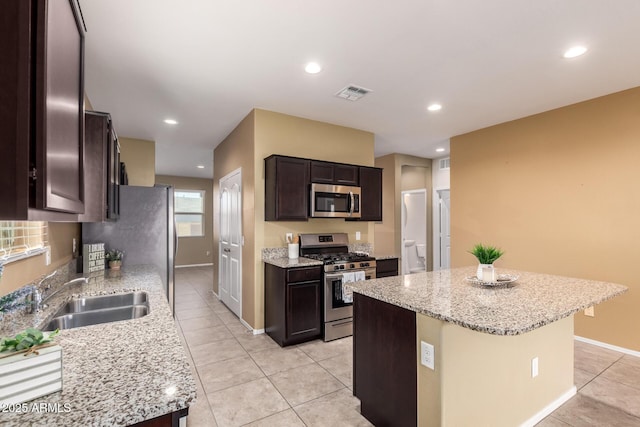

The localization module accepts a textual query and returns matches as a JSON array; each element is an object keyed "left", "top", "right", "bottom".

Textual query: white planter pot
[
  {"left": 0, "top": 344, "right": 62, "bottom": 405},
  {"left": 476, "top": 263, "right": 495, "bottom": 281}
]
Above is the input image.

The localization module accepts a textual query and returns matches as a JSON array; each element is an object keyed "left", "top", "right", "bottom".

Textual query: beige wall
[
  {"left": 156, "top": 175, "right": 214, "bottom": 267},
  {"left": 450, "top": 86, "right": 640, "bottom": 351},
  {"left": 375, "top": 154, "right": 432, "bottom": 268},
  {"left": 0, "top": 222, "right": 80, "bottom": 296},
  {"left": 213, "top": 109, "right": 376, "bottom": 330},
  {"left": 119, "top": 137, "right": 156, "bottom": 186},
  {"left": 213, "top": 111, "right": 256, "bottom": 326},
  {"left": 418, "top": 314, "right": 574, "bottom": 426}
]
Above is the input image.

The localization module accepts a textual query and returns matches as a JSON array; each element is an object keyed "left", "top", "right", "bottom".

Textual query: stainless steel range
[{"left": 299, "top": 233, "right": 376, "bottom": 341}]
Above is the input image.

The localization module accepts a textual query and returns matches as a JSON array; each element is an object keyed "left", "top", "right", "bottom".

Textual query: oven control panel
[{"left": 329, "top": 261, "right": 376, "bottom": 272}]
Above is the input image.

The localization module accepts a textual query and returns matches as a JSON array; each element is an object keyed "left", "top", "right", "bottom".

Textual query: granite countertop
[
  {"left": 262, "top": 256, "right": 324, "bottom": 269},
  {"left": 346, "top": 266, "right": 627, "bottom": 336},
  {"left": 261, "top": 246, "right": 397, "bottom": 268},
  {"left": 373, "top": 254, "right": 399, "bottom": 260},
  {"left": 262, "top": 247, "right": 323, "bottom": 269},
  {"left": 0, "top": 265, "right": 196, "bottom": 426}
]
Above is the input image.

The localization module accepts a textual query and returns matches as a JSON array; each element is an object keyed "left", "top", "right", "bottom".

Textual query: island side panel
[
  {"left": 417, "top": 314, "right": 575, "bottom": 427},
  {"left": 353, "top": 293, "right": 417, "bottom": 427},
  {"left": 416, "top": 314, "right": 443, "bottom": 427}
]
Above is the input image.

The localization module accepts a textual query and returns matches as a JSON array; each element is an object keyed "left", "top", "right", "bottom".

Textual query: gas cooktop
[{"left": 304, "top": 252, "right": 375, "bottom": 265}]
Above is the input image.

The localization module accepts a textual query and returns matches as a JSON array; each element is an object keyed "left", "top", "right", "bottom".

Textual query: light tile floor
[{"left": 175, "top": 267, "right": 640, "bottom": 427}]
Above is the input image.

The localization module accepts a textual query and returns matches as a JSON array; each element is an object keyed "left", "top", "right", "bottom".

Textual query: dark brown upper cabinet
[
  {"left": 265, "top": 155, "right": 310, "bottom": 221},
  {"left": 350, "top": 166, "right": 383, "bottom": 222},
  {"left": 265, "top": 155, "right": 383, "bottom": 222},
  {"left": 79, "top": 111, "right": 120, "bottom": 222},
  {"left": 0, "top": 0, "right": 85, "bottom": 220},
  {"left": 310, "top": 161, "right": 359, "bottom": 186}
]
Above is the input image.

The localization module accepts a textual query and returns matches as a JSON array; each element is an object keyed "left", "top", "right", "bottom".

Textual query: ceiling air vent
[
  {"left": 439, "top": 158, "right": 450, "bottom": 170},
  {"left": 335, "top": 85, "right": 372, "bottom": 101}
]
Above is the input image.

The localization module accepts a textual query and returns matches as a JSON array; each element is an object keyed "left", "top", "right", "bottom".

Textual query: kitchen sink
[
  {"left": 53, "top": 291, "right": 149, "bottom": 315},
  {"left": 41, "top": 292, "right": 150, "bottom": 331},
  {"left": 42, "top": 306, "right": 149, "bottom": 331}
]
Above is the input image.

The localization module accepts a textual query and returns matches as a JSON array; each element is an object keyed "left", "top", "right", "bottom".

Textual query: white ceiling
[{"left": 80, "top": 0, "right": 640, "bottom": 179}]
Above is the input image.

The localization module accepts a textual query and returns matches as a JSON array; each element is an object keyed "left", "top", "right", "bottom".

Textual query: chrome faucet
[
  {"left": 25, "top": 271, "right": 93, "bottom": 314},
  {"left": 25, "top": 270, "right": 57, "bottom": 313},
  {"left": 26, "top": 274, "right": 91, "bottom": 313}
]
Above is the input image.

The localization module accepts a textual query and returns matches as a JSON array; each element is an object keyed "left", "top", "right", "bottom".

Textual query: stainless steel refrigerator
[{"left": 82, "top": 185, "right": 177, "bottom": 314}]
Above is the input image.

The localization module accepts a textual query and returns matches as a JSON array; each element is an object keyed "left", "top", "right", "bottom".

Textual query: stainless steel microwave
[{"left": 310, "top": 183, "right": 361, "bottom": 218}]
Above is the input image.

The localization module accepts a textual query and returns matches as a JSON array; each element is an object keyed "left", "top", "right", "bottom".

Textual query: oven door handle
[
  {"left": 325, "top": 269, "right": 376, "bottom": 281},
  {"left": 325, "top": 272, "right": 345, "bottom": 280}
]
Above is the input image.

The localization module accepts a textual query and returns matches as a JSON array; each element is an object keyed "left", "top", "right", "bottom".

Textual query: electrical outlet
[
  {"left": 421, "top": 341, "right": 435, "bottom": 370},
  {"left": 531, "top": 357, "right": 539, "bottom": 378},
  {"left": 355, "top": 231, "right": 361, "bottom": 241},
  {"left": 285, "top": 233, "right": 293, "bottom": 243},
  {"left": 72, "top": 238, "right": 77, "bottom": 254},
  {"left": 584, "top": 306, "right": 595, "bottom": 317},
  {"left": 206, "top": 251, "right": 211, "bottom": 256},
  {"left": 45, "top": 247, "right": 51, "bottom": 266}
]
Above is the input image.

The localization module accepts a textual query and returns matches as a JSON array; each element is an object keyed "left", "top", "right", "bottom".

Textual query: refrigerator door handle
[{"left": 174, "top": 218, "right": 178, "bottom": 256}]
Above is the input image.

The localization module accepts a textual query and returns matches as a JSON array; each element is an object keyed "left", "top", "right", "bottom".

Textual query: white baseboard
[
  {"left": 519, "top": 386, "right": 576, "bottom": 427},
  {"left": 574, "top": 335, "right": 640, "bottom": 358},
  {"left": 238, "top": 317, "right": 264, "bottom": 335},
  {"left": 175, "top": 263, "right": 213, "bottom": 269}
]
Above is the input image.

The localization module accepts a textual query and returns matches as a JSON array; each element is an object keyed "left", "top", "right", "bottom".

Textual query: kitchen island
[
  {"left": 0, "top": 265, "right": 196, "bottom": 426},
  {"left": 346, "top": 267, "right": 627, "bottom": 427}
]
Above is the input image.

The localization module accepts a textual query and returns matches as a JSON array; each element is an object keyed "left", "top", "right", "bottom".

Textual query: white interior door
[
  {"left": 219, "top": 168, "right": 242, "bottom": 318},
  {"left": 438, "top": 189, "right": 451, "bottom": 269}
]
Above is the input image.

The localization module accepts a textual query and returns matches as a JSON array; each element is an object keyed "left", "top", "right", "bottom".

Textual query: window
[
  {"left": 0, "top": 221, "right": 49, "bottom": 264},
  {"left": 175, "top": 190, "right": 205, "bottom": 237}
]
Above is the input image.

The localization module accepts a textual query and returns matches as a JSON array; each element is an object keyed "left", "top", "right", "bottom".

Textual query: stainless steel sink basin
[
  {"left": 53, "top": 291, "right": 149, "bottom": 316},
  {"left": 41, "top": 292, "right": 150, "bottom": 331},
  {"left": 42, "top": 305, "right": 149, "bottom": 330}
]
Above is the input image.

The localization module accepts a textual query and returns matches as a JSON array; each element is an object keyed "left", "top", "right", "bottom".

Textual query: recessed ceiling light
[
  {"left": 436, "top": 148, "right": 445, "bottom": 152},
  {"left": 304, "top": 62, "right": 322, "bottom": 74},
  {"left": 196, "top": 165, "right": 205, "bottom": 169},
  {"left": 563, "top": 46, "right": 587, "bottom": 59},
  {"left": 427, "top": 104, "right": 442, "bottom": 112},
  {"left": 163, "top": 119, "right": 178, "bottom": 125}
]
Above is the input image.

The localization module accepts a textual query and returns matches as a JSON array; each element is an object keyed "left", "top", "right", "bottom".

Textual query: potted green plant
[
  {"left": 105, "top": 249, "right": 124, "bottom": 270},
  {"left": 0, "top": 328, "right": 62, "bottom": 403},
  {"left": 468, "top": 244, "right": 504, "bottom": 281}
]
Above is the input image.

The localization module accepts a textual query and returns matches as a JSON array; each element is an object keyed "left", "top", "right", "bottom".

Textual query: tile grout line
[{"left": 174, "top": 315, "right": 219, "bottom": 426}]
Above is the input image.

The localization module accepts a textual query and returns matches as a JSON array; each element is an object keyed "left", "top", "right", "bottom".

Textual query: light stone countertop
[
  {"left": 0, "top": 265, "right": 196, "bottom": 426},
  {"left": 346, "top": 266, "right": 627, "bottom": 336},
  {"left": 261, "top": 246, "right": 397, "bottom": 269},
  {"left": 261, "top": 247, "right": 323, "bottom": 269},
  {"left": 262, "top": 256, "right": 323, "bottom": 269},
  {"left": 373, "top": 254, "right": 399, "bottom": 260}
]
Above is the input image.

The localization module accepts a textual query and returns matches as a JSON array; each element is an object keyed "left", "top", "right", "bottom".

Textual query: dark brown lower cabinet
[
  {"left": 131, "top": 408, "right": 188, "bottom": 427},
  {"left": 265, "top": 263, "right": 322, "bottom": 346},
  {"left": 354, "top": 293, "right": 416, "bottom": 427},
  {"left": 376, "top": 258, "right": 399, "bottom": 278}
]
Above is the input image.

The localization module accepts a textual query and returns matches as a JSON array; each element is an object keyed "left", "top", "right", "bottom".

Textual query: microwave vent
[
  {"left": 335, "top": 85, "right": 372, "bottom": 101},
  {"left": 439, "top": 158, "right": 450, "bottom": 170}
]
